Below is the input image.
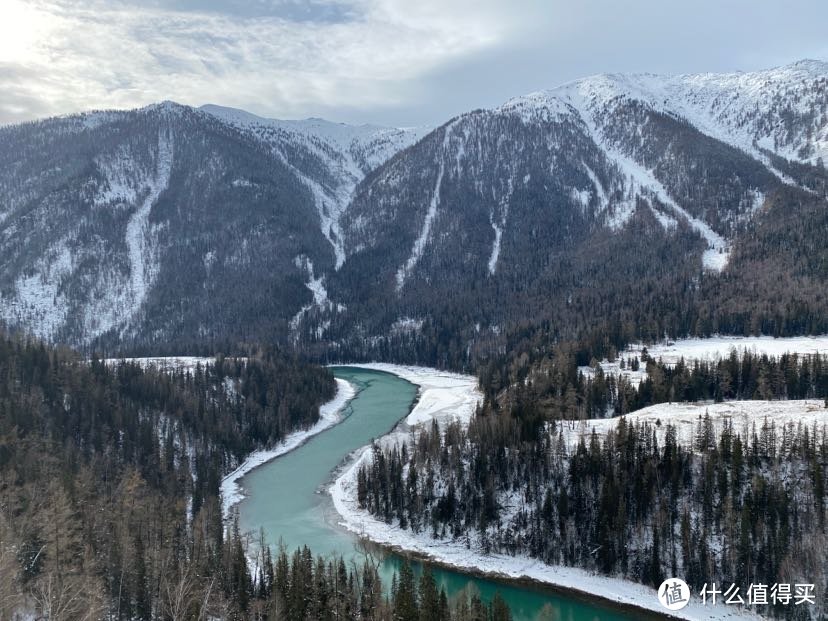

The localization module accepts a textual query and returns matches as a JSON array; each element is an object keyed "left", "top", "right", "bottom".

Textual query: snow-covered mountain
[
  {"left": 347, "top": 59, "right": 827, "bottom": 282},
  {"left": 0, "top": 60, "right": 826, "bottom": 354},
  {"left": 331, "top": 60, "right": 827, "bottom": 356},
  {"left": 0, "top": 102, "right": 422, "bottom": 346},
  {"left": 200, "top": 104, "right": 428, "bottom": 268}
]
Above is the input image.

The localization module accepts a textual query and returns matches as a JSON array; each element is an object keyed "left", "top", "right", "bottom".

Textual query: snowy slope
[
  {"left": 489, "top": 59, "right": 828, "bottom": 271},
  {"left": 551, "top": 59, "right": 828, "bottom": 169},
  {"left": 561, "top": 399, "right": 828, "bottom": 450},
  {"left": 580, "top": 335, "right": 828, "bottom": 386},
  {"left": 0, "top": 127, "right": 175, "bottom": 341},
  {"left": 201, "top": 104, "right": 428, "bottom": 270}
]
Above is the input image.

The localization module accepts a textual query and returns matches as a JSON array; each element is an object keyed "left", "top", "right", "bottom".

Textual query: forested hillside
[
  {"left": 0, "top": 334, "right": 339, "bottom": 618},
  {"left": 355, "top": 349, "right": 828, "bottom": 619}
]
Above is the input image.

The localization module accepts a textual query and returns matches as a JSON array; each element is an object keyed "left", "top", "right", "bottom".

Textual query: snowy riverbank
[
  {"left": 221, "top": 377, "right": 355, "bottom": 519},
  {"left": 339, "top": 363, "right": 482, "bottom": 427},
  {"left": 329, "top": 364, "right": 765, "bottom": 620}
]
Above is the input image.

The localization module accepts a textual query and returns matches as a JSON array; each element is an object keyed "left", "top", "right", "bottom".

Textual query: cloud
[
  {"left": 0, "top": 0, "right": 516, "bottom": 124},
  {"left": 0, "top": 0, "right": 826, "bottom": 126}
]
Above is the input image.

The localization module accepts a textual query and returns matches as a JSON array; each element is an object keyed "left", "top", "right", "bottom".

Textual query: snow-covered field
[
  {"left": 339, "top": 363, "right": 482, "bottom": 427},
  {"left": 220, "top": 377, "right": 355, "bottom": 519},
  {"left": 579, "top": 335, "right": 828, "bottom": 386},
  {"left": 560, "top": 399, "right": 828, "bottom": 450},
  {"left": 105, "top": 355, "right": 220, "bottom": 372},
  {"left": 330, "top": 365, "right": 772, "bottom": 620}
]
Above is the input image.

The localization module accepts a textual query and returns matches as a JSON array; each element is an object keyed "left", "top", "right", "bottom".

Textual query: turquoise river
[{"left": 238, "top": 367, "right": 660, "bottom": 620}]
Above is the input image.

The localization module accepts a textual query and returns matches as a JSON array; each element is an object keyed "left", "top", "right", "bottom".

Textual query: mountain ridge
[{"left": 0, "top": 60, "right": 826, "bottom": 360}]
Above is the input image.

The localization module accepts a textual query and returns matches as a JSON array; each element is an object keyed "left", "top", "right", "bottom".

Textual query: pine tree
[
  {"left": 393, "top": 561, "right": 418, "bottom": 621},
  {"left": 490, "top": 592, "right": 512, "bottom": 621},
  {"left": 418, "top": 566, "right": 441, "bottom": 621}
]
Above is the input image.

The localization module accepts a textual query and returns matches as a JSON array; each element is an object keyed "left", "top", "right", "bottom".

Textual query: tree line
[{"left": 478, "top": 347, "right": 828, "bottom": 424}]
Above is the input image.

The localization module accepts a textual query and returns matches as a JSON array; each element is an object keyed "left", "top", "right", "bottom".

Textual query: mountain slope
[
  {"left": 200, "top": 104, "right": 428, "bottom": 269},
  {"left": 0, "top": 103, "right": 423, "bottom": 348},
  {"left": 327, "top": 60, "right": 828, "bottom": 360},
  {"left": 0, "top": 60, "right": 826, "bottom": 358}
]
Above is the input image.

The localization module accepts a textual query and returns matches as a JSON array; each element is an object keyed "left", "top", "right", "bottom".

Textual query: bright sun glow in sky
[
  {"left": 0, "top": 0, "right": 826, "bottom": 126},
  {"left": 0, "top": 1, "right": 46, "bottom": 61}
]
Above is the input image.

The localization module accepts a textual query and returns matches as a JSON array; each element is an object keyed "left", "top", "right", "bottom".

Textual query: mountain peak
[{"left": 140, "top": 100, "right": 192, "bottom": 117}]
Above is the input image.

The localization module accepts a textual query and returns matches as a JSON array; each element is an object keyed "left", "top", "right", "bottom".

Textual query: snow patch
[
  {"left": 560, "top": 399, "right": 828, "bottom": 451},
  {"left": 105, "top": 356, "right": 223, "bottom": 373},
  {"left": 289, "top": 256, "right": 331, "bottom": 338},
  {"left": 487, "top": 224, "right": 503, "bottom": 275},
  {"left": 603, "top": 143, "right": 729, "bottom": 270},
  {"left": 487, "top": 177, "right": 513, "bottom": 276},
  {"left": 581, "top": 162, "right": 608, "bottom": 212},
  {"left": 2, "top": 241, "right": 73, "bottom": 339},
  {"left": 649, "top": 204, "right": 678, "bottom": 230},
  {"left": 390, "top": 317, "right": 424, "bottom": 335},
  {"left": 396, "top": 123, "right": 457, "bottom": 290},
  {"left": 125, "top": 131, "right": 172, "bottom": 315},
  {"left": 579, "top": 335, "right": 828, "bottom": 386}
]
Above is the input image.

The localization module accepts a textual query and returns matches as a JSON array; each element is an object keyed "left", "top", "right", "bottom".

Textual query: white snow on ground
[
  {"left": 582, "top": 162, "right": 608, "bottom": 212},
  {"left": 105, "top": 356, "right": 218, "bottom": 373},
  {"left": 289, "top": 256, "right": 332, "bottom": 339},
  {"left": 487, "top": 178, "right": 513, "bottom": 276},
  {"left": 396, "top": 158, "right": 444, "bottom": 290},
  {"left": 487, "top": 222, "right": 503, "bottom": 275},
  {"left": 0, "top": 131, "right": 175, "bottom": 343},
  {"left": 550, "top": 61, "right": 828, "bottom": 183},
  {"left": 125, "top": 132, "right": 172, "bottom": 314},
  {"left": 390, "top": 317, "right": 425, "bottom": 335},
  {"left": 296, "top": 257, "right": 328, "bottom": 307},
  {"left": 649, "top": 204, "right": 679, "bottom": 230},
  {"left": 643, "top": 334, "right": 828, "bottom": 362},
  {"left": 330, "top": 365, "right": 762, "bottom": 620},
  {"left": 580, "top": 335, "right": 828, "bottom": 386},
  {"left": 560, "top": 399, "right": 828, "bottom": 451},
  {"left": 592, "top": 134, "right": 730, "bottom": 271},
  {"left": 221, "top": 378, "right": 355, "bottom": 519},
  {"left": 396, "top": 123, "right": 457, "bottom": 291},
  {"left": 341, "top": 363, "right": 481, "bottom": 427},
  {"left": 1, "top": 241, "right": 73, "bottom": 340},
  {"left": 94, "top": 146, "right": 141, "bottom": 208}
]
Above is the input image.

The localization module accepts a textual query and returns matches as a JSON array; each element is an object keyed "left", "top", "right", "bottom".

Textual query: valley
[
  {"left": 1, "top": 56, "right": 827, "bottom": 621},
  {"left": 232, "top": 366, "right": 641, "bottom": 621}
]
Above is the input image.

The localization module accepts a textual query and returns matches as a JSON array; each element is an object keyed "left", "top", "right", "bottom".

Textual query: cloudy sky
[{"left": 2, "top": 0, "right": 827, "bottom": 127}]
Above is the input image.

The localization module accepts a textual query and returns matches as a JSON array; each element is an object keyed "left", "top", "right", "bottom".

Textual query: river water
[{"left": 237, "top": 367, "right": 642, "bottom": 620}]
